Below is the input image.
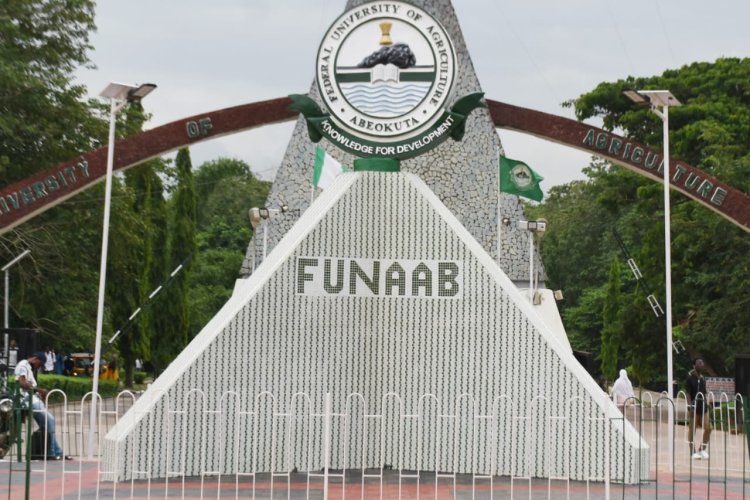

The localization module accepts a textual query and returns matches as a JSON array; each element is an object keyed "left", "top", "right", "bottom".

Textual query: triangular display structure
[{"left": 103, "top": 172, "right": 647, "bottom": 482}]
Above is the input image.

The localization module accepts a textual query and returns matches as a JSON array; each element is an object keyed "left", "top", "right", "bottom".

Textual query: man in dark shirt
[{"left": 685, "top": 357, "right": 712, "bottom": 459}]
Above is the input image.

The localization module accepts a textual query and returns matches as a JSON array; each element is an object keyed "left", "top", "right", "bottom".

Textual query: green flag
[{"left": 499, "top": 156, "right": 544, "bottom": 202}]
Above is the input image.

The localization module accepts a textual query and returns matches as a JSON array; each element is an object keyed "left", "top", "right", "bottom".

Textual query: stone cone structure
[
  {"left": 240, "top": 0, "right": 543, "bottom": 285},
  {"left": 103, "top": 171, "right": 647, "bottom": 482}
]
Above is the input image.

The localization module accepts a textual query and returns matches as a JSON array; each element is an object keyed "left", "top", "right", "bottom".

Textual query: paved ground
[
  {"left": 0, "top": 460, "right": 748, "bottom": 499},
  {"left": 1, "top": 393, "right": 748, "bottom": 498}
]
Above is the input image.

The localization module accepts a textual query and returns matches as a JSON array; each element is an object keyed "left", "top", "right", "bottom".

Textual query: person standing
[
  {"left": 686, "top": 357, "right": 712, "bottom": 459},
  {"left": 44, "top": 347, "right": 55, "bottom": 374},
  {"left": 54, "top": 353, "right": 64, "bottom": 374},
  {"left": 611, "top": 369, "right": 635, "bottom": 412},
  {"left": 15, "top": 352, "right": 70, "bottom": 460}
]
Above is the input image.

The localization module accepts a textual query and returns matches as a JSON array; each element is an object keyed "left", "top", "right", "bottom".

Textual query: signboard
[{"left": 296, "top": 257, "right": 462, "bottom": 299}]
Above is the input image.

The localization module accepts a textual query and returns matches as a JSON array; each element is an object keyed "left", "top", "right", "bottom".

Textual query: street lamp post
[
  {"left": 89, "top": 82, "right": 156, "bottom": 459},
  {"left": 2, "top": 249, "right": 31, "bottom": 361},
  {"left": 624, "top": 89, "right": 681, "bottom": 471},
  {"left": 516, "top": 219, "right": 547, "bottom": 303},
  {"left": 249, "top": 205, "right": 289, "bottom": 262}
]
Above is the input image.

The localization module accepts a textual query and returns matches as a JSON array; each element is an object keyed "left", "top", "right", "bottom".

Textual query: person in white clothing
[
  {"left": 44, "top": 348, "right": 55, "bottom": 373},
  {"left": 15, "top": 352, "right": 69, "bottom": 459},
  {"left": 611, "top": 369, "right": 635, "bottom": 411}
]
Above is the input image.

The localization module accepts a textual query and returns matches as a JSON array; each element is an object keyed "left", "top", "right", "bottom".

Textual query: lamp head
[
  {"left": 248, "top": 207, "right": 261, "bottom": 229},
  {"left": 623, "top": 89, "right": 649, "bottom": 106},
  {"left": 99, "top": 82, "right": 157, "bottom": 103},
  {"left": 623, "top": 89, "right": 681, "bottom": 108}
]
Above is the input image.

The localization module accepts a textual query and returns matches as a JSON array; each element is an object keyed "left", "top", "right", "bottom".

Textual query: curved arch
[
  {"left": 0, "top": 97, "right": 747, "bottom": 235},
  {"left": 0, "top": 97, "right": 297, "bottom": 234},
  {"left": 486, "top": 100, "right": 750, "bottom": 232}
]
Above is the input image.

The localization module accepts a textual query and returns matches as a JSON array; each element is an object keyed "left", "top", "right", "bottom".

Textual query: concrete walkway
[{"left": 0, "top": 459, "right": 748, "bottom": 499}]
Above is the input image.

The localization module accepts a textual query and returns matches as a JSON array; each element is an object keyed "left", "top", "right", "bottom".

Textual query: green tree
[
  {"left": 0, "top": 0, "right": 100, "bottom": 184},
  {"left": 526, "top": 162, "right": 622, "bottom": 360},
  {"left": 536, "top": 57, "right": 750, "bottom": 381},
  {"left": 0, "top": 0, "right": 109, "bottom": 354},
  {"left": 118, "top": 157, "right": 168, "bottom": 385},
  {"left": 187, "top": 158, "right": 270, "bottom": 337},
  {"left": 105, "top": 103, "right": 169, "bottom": 386},
  {"left": 620, "top": 286, "right": 663, "bottom": 388},
  {"left": 600, "top": 258, "right": 622, "bottom": 383},
  {"left": 104, "top": 177, "right": 144, "bottom": 379},
  {"left": 194, "top": 158, "right": 271, "bottom": 235},
  {"left": 152, "top": 148, "right": 196, "bottom": 373}
]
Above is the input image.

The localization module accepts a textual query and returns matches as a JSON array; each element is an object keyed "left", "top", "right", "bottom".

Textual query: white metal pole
[
  {"left": 604, "top": 391, "right": 611, "bottom": 499},
  {"left": 663, "top": 104, "right": 675, "bottom": 471},
  {"left": 3, "top": 270, "right": 8, "bottom": 361},
  {"left": 251, "top": 248, "right": 256, "bottom": 273},
  {"left": 3, "top": 270, "right": 7, "bottom": 331},
  {"left": 323, "top": 392, "right": 331, "bottom": 499},
  {"left": 497, "top": 202, "right": 501, "bottom": 266},
  {"left": 2, "top": 249, "right": 31, "bottom": 360},
  {"left": 497, "top": 149, "right": 502, "bottom": 266},
  {"left": 263, "top": 223, "right": 268, "bottom": 260},
  {"left": 89, "top": 97, "right": 119, "bottom": 459},
  {"left": 528, "top": 231, "right": 534, "bottom": 302}
]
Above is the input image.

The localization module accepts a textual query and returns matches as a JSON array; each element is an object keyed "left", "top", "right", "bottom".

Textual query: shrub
[{"left": 36, "top": 374, "right": 119, "bottom": 401}]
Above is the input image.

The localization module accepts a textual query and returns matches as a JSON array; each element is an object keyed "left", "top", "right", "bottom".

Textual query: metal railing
[{"left": 0, "top": 389, "right": 748, "bottom": 499}]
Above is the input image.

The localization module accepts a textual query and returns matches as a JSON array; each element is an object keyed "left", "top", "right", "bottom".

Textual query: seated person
[{"left": 15, "top": 352, "right": 71, "bottom": 460}]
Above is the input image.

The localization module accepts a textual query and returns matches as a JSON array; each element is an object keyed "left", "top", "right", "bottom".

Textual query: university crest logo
[
  {"left": 290, "top": 0, "right": 484, "bottom": 161},
  {"left": 317, "top": 1, "right": 454, "bottom": 142}
]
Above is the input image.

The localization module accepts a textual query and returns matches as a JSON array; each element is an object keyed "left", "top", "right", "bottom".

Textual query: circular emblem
[
  {"left": 316, "top": 1, "right": 456, "bottom": 144},
  {"left": 510, "top": 164, "right": 534, "bottom": 190}
]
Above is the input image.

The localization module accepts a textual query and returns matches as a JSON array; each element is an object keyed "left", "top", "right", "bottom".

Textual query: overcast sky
[{"left": 75, "top": 0, "right": 749, "bottom": 189}]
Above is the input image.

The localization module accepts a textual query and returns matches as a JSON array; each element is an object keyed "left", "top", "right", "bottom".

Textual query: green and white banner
[{"left": 313, "top": 147, "right": 347, "bottom": 189}]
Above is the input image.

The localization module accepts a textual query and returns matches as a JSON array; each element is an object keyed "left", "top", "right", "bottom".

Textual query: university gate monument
[{"left": 103, "top": 0, "right": 648, "bottom": 483}]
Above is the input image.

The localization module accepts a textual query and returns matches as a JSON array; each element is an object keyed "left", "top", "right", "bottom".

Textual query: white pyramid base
[{"left": 103, "top": 172, "right": 648, "bottom": 482}]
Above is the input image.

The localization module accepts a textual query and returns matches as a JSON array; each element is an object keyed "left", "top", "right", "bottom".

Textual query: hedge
[{"left": 8, "top": 375, "right": 120, "bottom": 402}]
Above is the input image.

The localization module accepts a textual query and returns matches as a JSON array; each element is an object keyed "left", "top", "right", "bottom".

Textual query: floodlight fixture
[
  {"left": 128, "top": 83, "right": 157, "bottom": 101},
  {"left": 99, "top": 82, "right": 136, "bottom": 101},
  {"left": 516, "top": 219, "right": 547, "bottom": 234},
  {"left": 535, "top": 218, "right": 548, "bottom": 235},
  {"left": 249, "top": 207, "right": 262, "bottom": 229},
  {"left": 624, "top": 89, "right": 681, "bottom": 111},
  {"left": 623, "top": 89, "right": 649, "bottom": 106},
  {"left": 99, "top": 82, "right": 157, "bottom": 103},
  {"left": 637, "top": 90, "right": 681, "bottom": 108}
]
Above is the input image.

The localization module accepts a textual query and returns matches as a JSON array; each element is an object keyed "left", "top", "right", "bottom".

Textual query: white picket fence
[{"left": 1, "top": 389, "right": 749, "bottom": 499}]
